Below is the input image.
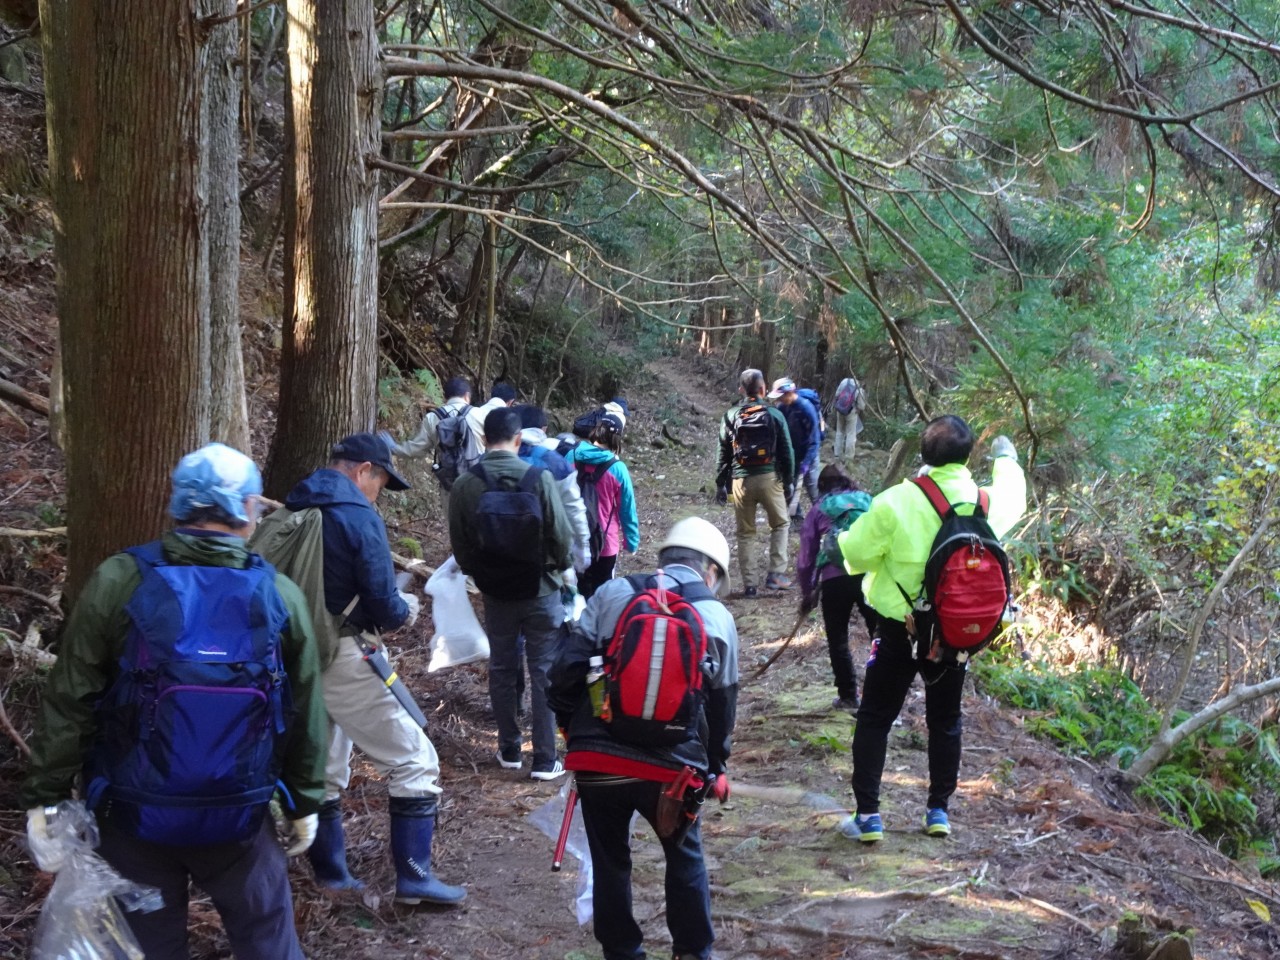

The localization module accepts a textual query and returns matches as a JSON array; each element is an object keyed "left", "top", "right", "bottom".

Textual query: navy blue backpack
[{"left": 86, "top": 542, "right": 293, "bottom": 845}]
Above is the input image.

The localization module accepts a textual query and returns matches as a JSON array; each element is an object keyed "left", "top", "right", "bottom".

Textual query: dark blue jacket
[
  {"left": 782, "top": 395, "right": 821, "bottom": 469},
  {"left": 284, "top": 469, "right": 409, "bottom": 634}
]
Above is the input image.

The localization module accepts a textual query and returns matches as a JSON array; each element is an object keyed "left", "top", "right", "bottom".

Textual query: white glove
[
  {"left": 26, "top": 806, "right": 70, "bottom": 873},
  {"left": 992, "top": 435, "right": 1017, "bottom": 462},
  {"left": 571, "top": 542, "right": 591, "bottom": 574},
  {"left": 284, "top": 813, "right": 319, "bottom": 856},
  {"left": 399, "top": 591, "right": 420, "bottom": 628},
  {"left": 561, "top": 567, "right": 578, "bottom": 589}
]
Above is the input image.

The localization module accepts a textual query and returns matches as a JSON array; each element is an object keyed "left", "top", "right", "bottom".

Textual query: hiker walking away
[
  {"left": 795, "top": 464, "right": 876, "bottom": 713},
  {"left": 714, "top": 368, "right": 796, "bottom": 596},
  {"left": 565, "top": 411, "right": 640, "bottom": 599},
  {"left": 275, "top": 433, "right": 465, "bottom": 904},
  {"left": 464, "top": 380, "right": 517, "bottom": 452},
  {"left": 449, "top": 408, "right": 575, "bottom": 780},
  {"left": 518, "top": 404, "right": 592, "bottom": 576},
  {"left": 768, "top": 377, "right": 821, "bottom": 518},
  {"left": 831, "top": 375, "right": 867, "bottom": 464},
  {"left": 838, "top": 418, "right": 1025, "bottom": 841},
  {"left": 23, "top": 444, "right": 327, "bottom": 959},
  {"left": 549, "top": 517, "right": 739, "bottom": 960},
  {"left": 394, "top": 376, "right": 482, "bottom": 508},
  {"left": 568, "top": 396, "right": 631, "bottom": 447}
]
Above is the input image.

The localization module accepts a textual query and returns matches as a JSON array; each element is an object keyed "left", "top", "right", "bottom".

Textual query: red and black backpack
[
  {"left": 602, "top": 572, "right": 712, "bottom": 746},
  {"left": 899, "top": 476, "right": 1013, "bottom": 663}
]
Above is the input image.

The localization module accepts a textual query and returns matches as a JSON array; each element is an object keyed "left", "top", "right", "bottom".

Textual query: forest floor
[{"left": 4, "top": 348, "right": 1280, "bottom": 959}]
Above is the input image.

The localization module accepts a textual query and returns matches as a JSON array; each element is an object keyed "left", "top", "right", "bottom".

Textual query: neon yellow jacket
[{"left": 838, "top": 458, "right": 1027, "bottom": 622}]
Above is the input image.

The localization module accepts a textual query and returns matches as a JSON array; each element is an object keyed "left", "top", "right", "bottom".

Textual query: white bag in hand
[{"left": 424, "top": 555, "right": 489, "bottom": 672}]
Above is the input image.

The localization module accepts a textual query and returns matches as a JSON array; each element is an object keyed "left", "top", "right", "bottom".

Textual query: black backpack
[
  {"left": 433, "top": 405, "right": 473, "bottom": 491},
  {"left": 898, "top": 477, "right": 1013, "bottom": 664},
  {"left": 731, "top": 401, "right": 776, "bottom": 467},
  {"left": 575, "top": 456, "right": 618, "bottom": 560},
  {"left": 469, "top": 462, "right": 547, "bottom": 599}
]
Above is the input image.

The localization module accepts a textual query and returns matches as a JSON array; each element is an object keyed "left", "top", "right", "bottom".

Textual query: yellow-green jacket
[{"left": 838, "top": 458, "right": 1026, "bottom": 622}]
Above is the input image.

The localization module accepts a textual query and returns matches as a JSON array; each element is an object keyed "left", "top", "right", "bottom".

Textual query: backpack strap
[
  {"left": 910, "top": 475, "right": 989, "bottom": 519},
  {"left": 517, "top": 464, "right": 544, "bottom": 494},
  {"left": 627, "top": 570, "right": 716, "bottom": 606},
  {"left": 125, "top": 540, "right": 167, "bottom": 569},
  {"left": 470, "top": 461, "right": 490, "bottom": 487}
]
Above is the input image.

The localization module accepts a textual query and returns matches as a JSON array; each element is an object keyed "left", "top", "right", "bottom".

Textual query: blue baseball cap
[{"left": 169, "top": 443, "right": 263, "bottom": 523}]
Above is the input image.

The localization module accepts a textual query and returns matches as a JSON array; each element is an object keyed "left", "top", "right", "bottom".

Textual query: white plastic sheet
[
  {"left": 527, "top": 780, "right": 594, "bottom": 925},
  {"left": 424, "top": 556, "right": 490, "bottom": 672}
]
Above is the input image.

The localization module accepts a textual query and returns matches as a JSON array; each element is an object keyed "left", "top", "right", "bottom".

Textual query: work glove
[
  {"left": 284, "top": 813, "right": 319, "bottom": 856},
  {"left": 715, "top": 485, "right": 728, "bottom": 506},
  {"left": 799, "top": 592, "right": 818, "bottom": 616},
  {"left": 399, "top": 591, "right": 421, "bottom": 628},
  {"left": 783, "top": 483, "right": 795, "bottom": 506},
  {"left": 561, "top": 567, "right": 578, "bottom": 590},
  {"left": 992, "top": 435, "right": 1017, "bottom": 462},
  {"left": 571, "top": 542, "right": 591, "bottom": 574},
  {"left": 709, "top": 774, "right": 731, "bottom": 804},
  {"left": 26, "top": 805, "right": 70, "bottom": 873}
]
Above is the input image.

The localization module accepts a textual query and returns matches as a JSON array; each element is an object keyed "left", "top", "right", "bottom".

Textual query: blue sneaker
[
  {"left": 924, "top": 808, "right": 951, "bottom": 837},
  {"left": 853, "top": 813, "right": 882, "bottom": 843}
]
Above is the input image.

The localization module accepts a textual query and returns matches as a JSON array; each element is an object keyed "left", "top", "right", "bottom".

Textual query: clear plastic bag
[
  {"left": 527, "top": 780, "right": 594, "bottom": 925},
  {"left": 31, "top": 801, "right": 163, "bottom": 960},
  {"left": 424, "top": 555, "right": 490, "bottom": 672}
]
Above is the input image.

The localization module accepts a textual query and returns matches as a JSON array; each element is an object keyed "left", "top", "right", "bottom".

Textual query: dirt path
[{"left": 7, "top": 355, "right": 1275, "bottom": 959}]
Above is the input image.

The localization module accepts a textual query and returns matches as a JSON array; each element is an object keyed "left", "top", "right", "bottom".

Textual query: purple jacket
[{"left": 796, "top": 503, "right": 846, "bottom": 598}]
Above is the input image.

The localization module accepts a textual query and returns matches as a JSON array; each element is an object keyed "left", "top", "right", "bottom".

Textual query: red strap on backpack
[{"left": 911, "top": 475, "right": 988, "bottom": 519}]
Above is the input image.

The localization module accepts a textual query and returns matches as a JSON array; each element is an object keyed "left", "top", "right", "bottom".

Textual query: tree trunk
[
  {"left": 204, "top": 0, "right": 250, "bottom": 452},
  {"left": 268, "top": 0, "right": 380, "bottom": 497},
  {"left": 41, "top": 0, "right": 212, "bottom": 599}
]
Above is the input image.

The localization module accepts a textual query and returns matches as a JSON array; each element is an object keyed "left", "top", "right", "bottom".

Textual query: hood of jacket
[
  {"left": 165, "top": 528, "right": 253, "bottom": 567},
  {"left": 284, "top": 468, "right": 370, "bottom": 512},
  {"left": 571, "top": 443, "right": 617, "bottom": 466}
]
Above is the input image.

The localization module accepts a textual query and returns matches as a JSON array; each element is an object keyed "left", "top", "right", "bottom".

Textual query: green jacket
[
  {"left": 715, "top": 396, "right": 796, "bottom": 486},
  {"left": 838, "top": 458, "right": 1027, "bottom": 622},
  {"left": 21, "top": 530, "right": 328, "bottom": 818},
  {"left": 448, "top": 449, "right": 574, "bottom": 598}
]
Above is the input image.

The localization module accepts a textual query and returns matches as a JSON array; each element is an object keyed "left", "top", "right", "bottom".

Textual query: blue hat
[
  {"left": 331, "top": 433, "right": 411, "bottom": 491},
  {"left": 169, "top": 443, "right": 263, "bottom": 523}
]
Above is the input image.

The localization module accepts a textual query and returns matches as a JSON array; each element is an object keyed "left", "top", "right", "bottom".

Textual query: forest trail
[{"left": 277, "top": 355, "right": 1279, "bottom": 960}]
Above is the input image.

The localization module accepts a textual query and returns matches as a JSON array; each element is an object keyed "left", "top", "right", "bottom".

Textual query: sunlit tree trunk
[
  {"left": 267, "top": 0, "right": 380, "bottom": 497},
  {"left": 205, "top": 0, "right": 250, "bottom": 452},
  {"left": 41, "top": 0, "right": 211, "bottom": 598}
]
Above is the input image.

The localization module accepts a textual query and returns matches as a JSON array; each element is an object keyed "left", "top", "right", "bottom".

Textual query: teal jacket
[
  {"left": 21, "top": 530, "right": 328, "bottom": 818},
  {"left": 564, "top": 443, "right": 640, "bottom": 556}
]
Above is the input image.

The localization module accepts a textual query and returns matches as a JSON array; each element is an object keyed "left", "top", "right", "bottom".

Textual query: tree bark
[
  {"left": 40, "top": 0, "right": 212, "bottom": 599},
  {"left": 268, "top": 0, "right": 381, "bottom": 497},
  {"left": 204, "top": 0, "right": 250, "bottom": 452}
]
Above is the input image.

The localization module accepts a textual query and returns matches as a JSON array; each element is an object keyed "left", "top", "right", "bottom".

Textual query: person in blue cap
[
  {"left": 23, "top": 443, "right": 328, "bottom": 960},
  {"left": 280, "top": 432, "right": 466, "bottom": 905}
]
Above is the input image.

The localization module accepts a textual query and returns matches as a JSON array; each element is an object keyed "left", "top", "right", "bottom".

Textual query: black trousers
[
  {"left": 579, "top": 553, "right": 618, "bottom": 599},
  {"left": 576, "top": 776, "right": 714, "bottom": 960},
  {"left": 97, "top": 815, "right": 304, "bottom": 960},
  {"left": 851, "top": 616, "right": 967, "bottom": 814},
  {"left": 819, "top": 574, "right": 876, "bottom": 701}
]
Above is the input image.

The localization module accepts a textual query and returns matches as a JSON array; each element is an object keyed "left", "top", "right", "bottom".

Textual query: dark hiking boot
[
  {"left": 308, "top": 799, "right": 365, "bottom": 891},
  {"left": 389, "top": 797, "right": 467, "bottom": 906}
]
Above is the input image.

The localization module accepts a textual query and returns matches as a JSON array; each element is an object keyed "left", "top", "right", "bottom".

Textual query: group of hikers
[{"left": 19, "top": 365, "right": 1025, "bottom": 960}]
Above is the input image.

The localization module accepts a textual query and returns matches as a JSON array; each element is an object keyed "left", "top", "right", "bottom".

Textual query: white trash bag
[
  {"left": 31, "top": 801, "right": 163, "bottom": 960},
  {"left": 528, "top": 780, "right": 595, "bottom": 926},
  {"left": 424, "top": 555, "right": 489, "bottom": 672}
]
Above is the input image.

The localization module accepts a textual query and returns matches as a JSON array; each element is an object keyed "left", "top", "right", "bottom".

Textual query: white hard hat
[{"left": 658, "top": 517, "right": 731, "bottom": 592}]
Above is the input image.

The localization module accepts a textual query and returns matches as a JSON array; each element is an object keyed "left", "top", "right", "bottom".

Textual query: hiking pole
[
  {"left": 750, "top": 608, "right": 809, "bottom": 681},
  {"left": 552, "top": 777, "right": 578, "bottom": 872}
]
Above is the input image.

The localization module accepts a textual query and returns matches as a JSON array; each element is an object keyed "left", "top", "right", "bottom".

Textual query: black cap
[{"left": 331, "top": 433, "right": 411, "bottom": 491}]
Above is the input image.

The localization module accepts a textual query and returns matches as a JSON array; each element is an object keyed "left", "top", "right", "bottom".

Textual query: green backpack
[
  {"left": 816, "top": 490, "right": 872, "bottom": 569},
  {"left": 250, "top": 507, "right": 346, "bottom": 669}
]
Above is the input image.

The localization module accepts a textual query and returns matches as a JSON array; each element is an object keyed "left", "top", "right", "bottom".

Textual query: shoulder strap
[
  {"left": 517, "top": 464, "right": 544, "bottom": 494},
  {"left": 125, "top": 540, "right": 167, "bottom": 569},
  {"left": 976, "top": 488, "right": 990, "bottom": 518},
  {"left": 470, "top": 461, "right": 490, "bottom": 487},
  {"left": 910, "top": 475, "right": 955, "bottom": 519}
]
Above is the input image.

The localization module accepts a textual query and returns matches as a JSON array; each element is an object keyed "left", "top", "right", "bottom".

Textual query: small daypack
[
  {"left": 899, "top": 477, "right": 1012, "bottom": 663},
  {"left": 796, "top": 387, "right": 827, "bottom": 443},
  {"left": 602, "top": 573, "right": 711, "bottom": 747},
  {"left": 731, "top": 401, "right": 776, "bottom": 467},
  {"left": 833, "top": 378, "right": 863, "bottom": 417},
  {"left": 433, "top": 404, "right": 473, "bottom": 491},
  {"left": 250, "top": 506, "right": 345, "bottom": 669},
  {"left": 470, "top": 462, "right": 547, "bottom": 599},
  {"left": 575, "top": 455, "right": 618, "bottom": 561},
  {"left": 86, "top": 542, "right": 292, "bottom": 845},
  {"left": 816, "top": 489, "right": 872, "bottom": 569}
]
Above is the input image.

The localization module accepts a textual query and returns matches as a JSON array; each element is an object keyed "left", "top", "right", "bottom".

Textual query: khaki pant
[
  {"left": 732, "top": 473, "right": 790, "bottom": 588},
  {"left": 322, "top": 635, "right": 442, "bottom": 800}
]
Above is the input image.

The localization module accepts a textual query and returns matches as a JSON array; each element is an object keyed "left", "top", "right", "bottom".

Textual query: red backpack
[
  {"left": 900, "top": 476, "right": 1013, "bottom": 663},
  {"left": 602, "top": 573, "right": 711, "bottom": 746}
]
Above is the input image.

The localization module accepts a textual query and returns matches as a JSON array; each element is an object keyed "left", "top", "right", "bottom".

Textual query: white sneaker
[
  {"left": 495, "top": 748, "right": 522, "bottom": 770},
  {"left": 530, "top": 760, "right": 567, "bottom": 781}
]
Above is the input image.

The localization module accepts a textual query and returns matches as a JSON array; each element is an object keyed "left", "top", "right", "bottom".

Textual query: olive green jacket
[{"left": 21, "top": 530, "right": 328, "bottom": 818}]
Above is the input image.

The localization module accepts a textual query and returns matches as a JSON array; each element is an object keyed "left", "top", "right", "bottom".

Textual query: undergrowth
[{"left": 973, "top": 650, "right": 1280, "bottom": 874}]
